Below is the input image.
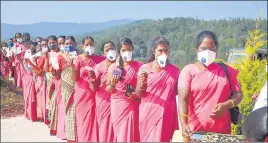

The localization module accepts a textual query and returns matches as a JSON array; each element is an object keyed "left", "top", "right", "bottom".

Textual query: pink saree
[
  {"left": 0, "top": 53, "right": 10, "bottom": 78},
  {"left": 108, "top": 61, "right": 143, "bottom": 142},
  {"left": 139, "top": 63, "right": 179, "bottom": 142},
  {"left": 94, "top": 60, "right": 114, "bottom": 142},
  {"left": 178, "top": 63, "right": 241, "bottom": 134},
  {"left": 74, "top": 54, "right": 105, "bottom": 142},
  {"left": 14, "top": 44, "right": 27, "bottom": 88},
  {"left": 22, "top": 65, "right": 37, "bottom": 122},
  {"left": 35, "top": 56, "right": 47, "bottom": 123}
]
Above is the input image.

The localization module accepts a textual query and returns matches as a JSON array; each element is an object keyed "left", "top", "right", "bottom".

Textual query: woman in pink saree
[
  {"left": 34, "top": 39, "right": 49, "bottom": 124},
  {"left": 45, "top": 35, "right": 66, "bottom": 140},
  {"left": 21, "top": 41, "right": 41, "bottom": 122},
  {"left": 13, "top": 33, "right": 27, "bottom": 89},
  {"left": 94, "top": 41, "right": 117, "bottom": 142},
  {"left": 178, "top": 31, "right": 243, "bottom": 141},
  {"left": 136, "top": 37, "right": 179, "bottom": 142},
  {"left": 106, "top": 38, "right": 143, "bottom": 142},
  {"left": 72, "top": 36, "right": 104, "bottom": 142}
]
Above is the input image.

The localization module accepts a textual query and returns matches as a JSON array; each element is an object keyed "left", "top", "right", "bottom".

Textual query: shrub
[{"left": 231, "top": 14, "right": 267, "bottom": 135}]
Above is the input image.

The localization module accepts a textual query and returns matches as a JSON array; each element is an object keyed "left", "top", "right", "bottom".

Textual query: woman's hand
[
  {"left": 210, "top": 102, "right": 228, "bottom": 118},
  {"left": 140, "top": 72, "right": 148, "bottom": 89},
  {"left": 88, "top": 70, "right": 96, "bottom": 83},
  {"left": 24, "top": 58, "right": 31, "bottom": 64},
  {"left": 181, "top": 123, "right": 192, "bottom": 142},
  {"left": 110, "top": 75, "right": 119, "bottom": 86},
  {"left": 126, "top": 92, "right": 138, "bottom": 100}
]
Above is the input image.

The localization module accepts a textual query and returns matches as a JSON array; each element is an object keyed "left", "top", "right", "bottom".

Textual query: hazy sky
[{"left": 1, "top": 1, "right": 267, "bottom": 24}]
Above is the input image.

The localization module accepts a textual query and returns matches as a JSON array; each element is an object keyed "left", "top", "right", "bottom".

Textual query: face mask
[
  {"left": 49, "top": 44, "right": 57, "bottom": 50},
  {"left": 157, "top": 53, "right": 168, "bottom": 68},
  {"left": 84, "top": 46, "right": 94, "bottom": 55},
  {"left": 106, "top": 50, "right": 117, "bottom": 61},
  {"left": 17, "top": 38, "right": 23, "bottom": 43},
  {"left": 121, "top": 51, "right": 132, "bottom": 62},
  {"left": 197, "top": 49, "right": 216, "bottom": 66},
  {"left": 59, "top": 45, "right": 65, "bottom": 52},
  {"left": 64, "top": 45, "right": 76, "bottom": 53},
  {"left": 42, "top": 47, "right": 49, "bottom": 53},
  {"left": 8, "top": 43, "right": 14, "bottom": 48}
]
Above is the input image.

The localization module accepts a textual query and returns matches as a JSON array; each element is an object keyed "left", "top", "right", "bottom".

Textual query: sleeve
[
  {"left": 227, "top": 65, "right": 241, "bottom": 92},
  {"left": 178, "top": 65, "right": 192, "bottom": 91}
]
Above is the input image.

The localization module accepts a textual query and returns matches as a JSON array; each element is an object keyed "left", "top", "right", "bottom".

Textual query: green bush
[{"left": 231, "top": 15, "right": 267, "bottom": 135}]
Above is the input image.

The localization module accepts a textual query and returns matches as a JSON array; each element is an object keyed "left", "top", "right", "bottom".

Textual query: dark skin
[
  {"left": 179, "top": 37, "right": 243, "bottom": 139},
  {"left": 135, "top": 44, "right": 170, "bottom": 98},
  {"left": 105, "top": 44, "right": 137, "bottom": 100},
  {"left": 71, "top": 39, "right": 97, "bottom": 92},
  {"left": 93, "top": 42, "right": 116, "bottom": 90}
]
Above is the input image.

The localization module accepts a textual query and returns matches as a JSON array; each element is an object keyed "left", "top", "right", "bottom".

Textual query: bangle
[
  {"left": 180, "top": 113, "right": 188, "bottom": 118},
  {"left": 229, "top": 99, "right": 235, "bottom": 108},
  {"left": 110, "top": 84, "right": 115, "bottom": 88}
]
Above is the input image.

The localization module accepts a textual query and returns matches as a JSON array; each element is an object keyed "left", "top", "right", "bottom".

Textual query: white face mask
[
  {"left": 42, "top": 47, "right": 48, "bottom": 53},
  {"left": 106, "top": 50, "right": 117, "bottom": 61},
  {"left": 17, "top": 38, "right": 23, "bottom": 43},
  {"left": 197, "top": 50, "right": 216, "bottom": 66},
  {"left": 157, "top": 53, "right": 168, "bottom": 68},
  {"left": 60, "top": 45, "right": 65, "bottom": 53},
  {"left": 84, "top": 46, "right": 94, "bottom": 55},
  {"left": 121, "top": 51, "right": 132, "bottom": 62}
]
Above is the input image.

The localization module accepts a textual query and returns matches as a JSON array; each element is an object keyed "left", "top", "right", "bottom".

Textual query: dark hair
[
  {"left": 23, "top": 32, "right": 31, "bottom": 38},
  {"left": 35, "top": 37, "right": 42, "bottom": 41},
  {"left": 66, "top": 36, "right": 76, "bottom": 44},
  {"left": 196, "top": 30, "right": 218, "bottom": 48},
  {"left": 41, "top": 38, "right": 47, "bottom": 43},
  {"left": 82, "top": 36, "right": 94, "bottom": 45},
  {"left": 9, "top": 38, "right": 13, "bottom": 41},
  {"left": 101, "top": 41, "right": 115, "bottom": 52},
  {"left": 15, "top": 33, "right": 22, "bottom": 37},
  {"left": 147, "top": 36, "right": 169, "bottom": 63},
  {"left": 58, "top": 35, "right": 66, "bottom": 40},
  {"left": 117, "top": 37, "right": 134, "bottom": 53},
  {"left": 47, "top": 35, "right": 57, "bottom": 41},
  {"left": 242, "top": 106, "right": 268, "bottom": 142}
]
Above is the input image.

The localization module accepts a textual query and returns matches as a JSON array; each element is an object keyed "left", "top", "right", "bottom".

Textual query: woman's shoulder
[
  {"left": 132, "top": 60, "right": 144, "bottom": 67},
  {"left": 181, "top": 64, "right": 197, "bottom": 71}
]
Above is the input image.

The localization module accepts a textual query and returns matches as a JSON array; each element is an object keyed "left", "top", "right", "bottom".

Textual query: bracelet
[
  {"left": 180, "top": 113, "right": 188, "bottom": 118},
  {"left": 110, "top": 84, "right": 115, "bottom": 88},
  {"left": 229, "top": 99, "right": 235, "bottom": 108}
]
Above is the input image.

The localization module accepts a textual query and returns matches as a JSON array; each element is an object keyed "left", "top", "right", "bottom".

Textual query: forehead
[
  {"left": 58, "top": 38, "right": 65, "bottom": 42},
  {"left": 65, "top": 39, "right": 75, "bottom": 44},
  {"left": 121, "top": 43, "right": 132, "bottom": 50},
  {"left": 156, "top": 43, "right": 169, "bottom": 50},
  {"left": 198, "top": 37, "right": 215, "bottom": 48},
  {"left": 48, "top": 39, "right": 56, "bottom": 43},
  {"left": 84, "top": 39, "right": 94, "bottom": 44}
]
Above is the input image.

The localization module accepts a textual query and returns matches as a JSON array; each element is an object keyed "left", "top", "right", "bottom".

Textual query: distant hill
[
  {"left": 75, "top": 17, "right": 267, "bottom": 66},
  {"left": 1, "top": 19, "right": 135, "bottom": 40}
]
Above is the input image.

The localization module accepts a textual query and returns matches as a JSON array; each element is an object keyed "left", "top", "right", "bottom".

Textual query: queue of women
[{"left": 0, "top": 30, "right": 267, "bottom": 142}]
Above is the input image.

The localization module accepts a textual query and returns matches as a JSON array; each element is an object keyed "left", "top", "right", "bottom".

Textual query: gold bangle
[
  {"left": 180, "top": 114, "right": 188, "bottom": 118},
  {"left": 229, "top": 99, "right": 235, "bottom": 108}
]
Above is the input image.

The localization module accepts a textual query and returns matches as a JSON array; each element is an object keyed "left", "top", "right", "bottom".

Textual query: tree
[{"left": 231, "top": 13, "right": 267, "bottom": 135}]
